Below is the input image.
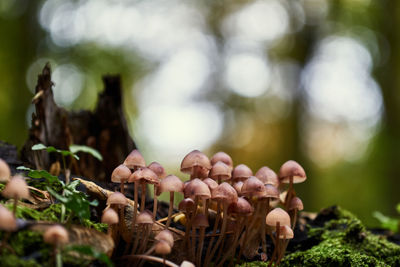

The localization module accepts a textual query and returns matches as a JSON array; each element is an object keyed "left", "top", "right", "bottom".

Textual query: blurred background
[{"left": 0, "top": 0, "right": 398, "bottom": 225}]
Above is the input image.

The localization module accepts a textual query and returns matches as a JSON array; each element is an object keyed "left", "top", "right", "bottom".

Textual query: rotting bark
[{"left": 20, "top": 64, "right": 136, "bottom": 183}]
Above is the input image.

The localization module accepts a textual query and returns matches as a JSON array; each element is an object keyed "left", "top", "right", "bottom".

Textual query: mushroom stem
[
  {"left": 237, "top": 216, "right": 251, "bottom": 262},
  {"left": 219, "top": 216, "right": 244, "bottom": 267},
  {"left": 120, "top": 181, "right": 125, "bottom": 194},
  {"left": 132, "top": 181, "right": 139, "bottom": 238},
  {"left": 153, "top": 185, "right": 158, "bottom": 220},
  {"left": 191, "top": 225, "right": 196, "bottom": 261},
  {"left": 138, "top": 225, "right": 151, "bottom": 254},
  {"left": 55, "top": 244, "right": 62, "bottom": 267},
  {"left": 204, "top": 200, "right": 221, "bottom": 265},
  {"left": 166, "top": 192, "right": 175, "bottom": 228},
  {"left": 184, "top": 211, "right": 193, "bottom": 251},
  {"left": 261, "top": 200, "right": 268, "bottom": 258},
  {"left": 12, "top": 198, "right": 18, "bottom": 215},
  {"left": 197, "top": 226, "right": 206, "bottom": 267},
  {"left": 207, "top": 202, "right": 229, "bottom": 266},
  {"left": 285, "top": 176, "right": 294, "bottom": 209},
  {"left": 268, "top": 221, "right": 280, "bottom": 267},
  {"left": 140, "top": 183, "right": 147, "bottom": 212}
]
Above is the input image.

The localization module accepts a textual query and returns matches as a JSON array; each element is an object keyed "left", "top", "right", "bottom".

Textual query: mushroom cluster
[{"left": 106, "top": 149, "right": 306, "bottom": 266}]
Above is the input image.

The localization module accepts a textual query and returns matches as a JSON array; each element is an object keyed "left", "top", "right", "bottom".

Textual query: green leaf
[
  {"left": 17, "top": 166, "right": 60, "bottom": 184},
  {"left": 47, "top": 186, "right": 68, "bottom": 203},
  {"left": 31, "top": 144, "right": 48, "bottom": 150},
  {"left": 373, "top": 211, "right": 398, "bottom": 232},
  {"left": 69, "top": 145, "right": 103, "bottom": 161},
  {"left": 66, "top": 245, "right": 113, "bottom": 267},
  {"left": 31, "top": 143, "right": 79, "bottom": 160}
]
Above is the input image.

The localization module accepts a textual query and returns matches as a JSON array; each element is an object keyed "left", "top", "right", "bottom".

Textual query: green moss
[{"left": 280, "top": 207, "right": 400, "bottom": 266}]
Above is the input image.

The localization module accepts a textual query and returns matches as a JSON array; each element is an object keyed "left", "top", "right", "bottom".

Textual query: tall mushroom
[
  {"left": 148, "top": 162, "right": 167, "bottom": 219},
  {"left": 106, "top": 192, "right": 128, "bottom": 240},
  {"left": 111, "top": 164, "right": 131, "bottom": 195},
  {"left": 180, "top": 150, "right": 211, "bottom": 180},
  {"left": 134, "top": 210, "right": 155, "bottom": 254},
  {"left": 178, "top": 198, "right": 196, "bottom": 250},
  {"left": 2, "top": 175, "right": 30, "bottom": 215},
  {"left": 160, "top": 175, "right": 184, "bottom": 228},
  {"left": 192, "top": 213, "right": 209, "bottom": 267},
  {"left": 278, "top": 160, "right": 306, "bottom": 209}
]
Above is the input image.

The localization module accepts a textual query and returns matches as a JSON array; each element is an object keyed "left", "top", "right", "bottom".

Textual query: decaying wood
[{"left": 21, "top": 63, "right": 136, "bottom": 183}]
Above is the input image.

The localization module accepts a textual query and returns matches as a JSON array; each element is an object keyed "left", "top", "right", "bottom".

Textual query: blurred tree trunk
[{"left": 375, "top": 0, "right": 400, "bottom": 210}]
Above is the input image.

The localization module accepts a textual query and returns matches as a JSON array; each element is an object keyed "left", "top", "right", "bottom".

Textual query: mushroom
[
  {"left": 265, "top": 208, "right": 291, "bottom": 265},
  {"left": 155, "top": 229, "right": 174, "bottom": 248},
  {"left": 232, "top": 164, "right": 253, "bottom": 183},
  {"left": 106, "top": 192, "right": 128, "bottom": 238},
  {"left": 191, "top": 213, "right": 209, "bottom": 267},
  {"left": 111, "top": 164, "right": 131, "bottom": 194},
  {"left": 160, "top": 175, "right": 184, "bottom": 228},
  {"left": 101, "top": 208, "right": 119, "bottom": 237},
  {"left": 210, "top": 152, "right": 233, "bottom": 170},
  {"left": 0, "top": 204, "right": 17, "bottom": 252},
  {"left": 202, "top": 178, "right": 219, "bottom": 217},
  {"left": 0, "top": 159, "right": 11, "bottom": 182},
  {"left": 178, "top": 198, "right": 196, "bottom": 250},
  {"left": 148, "top": 162, "right": 167, "bottom": 219},
  {"left": 255, "top": 166, "right": 279, "bottom": 187},
  {"left": 134, "top": 210, "right": 155, "bottom": 255},
  {"left": 210, "top": 161, "right": 232, "bottom": 184},
  {"left": 277, "top": 225, "right": 294, "bottom": 264},
  {"left": 43, "top": 225, "right": 69, "bottom": 267},
  {"left": 2, "top": 175, "right": 30, "bottom": 215},
  {"left": 180, "top": 150, "right": 211, "bottom": 180},
  {"left": 288, "top": 196, "right": 304, "bottom": 229},
  {"left": 278, "top": 160, "right": 306, "bottom": 209},
  {"left": 123, "top": 149, "right": 146, "bottom": 171},
  {"left": 154, "top": 240, "right": 172, "bottom": 266},
  {"left": 205, "top": 182, "right": 237, "bottom": 267}
]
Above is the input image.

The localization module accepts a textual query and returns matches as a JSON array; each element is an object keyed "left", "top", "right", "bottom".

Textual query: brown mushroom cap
[
  {"left": 123, "top": 149, "right": 146, "bottom": 170},
  {"left": 2, "top": 175, "right": 30, "bottom": 200},
  {"left": 279, "top": 160, "right": 306, "bottom": 183},
  {"left": 155, "top": 240, "right": 172, "bottom": 255},
  {"left": 289, "top": 196, "right": 304, "bottom": 211},
  {"left": 255, "top": 166, "right": 279, "bottom": 187},
  {"left": 160, "top": 175, "right": 184, "bottom": 193},
  {"left": 137, "top": 210, "right": 154, "bottom": 224},
  {"left": 241, "top": 176, "right": 266, "bottom": 198},
  {"left": 265, "top": 208, "right": 291, "bottom": 227},
  {"left": 210, "top": 152, "right": 233, "bottom": 169},
  {"left": 101, "top": 208, "right": 119, "bottom": 225},
  {"left": 155, "top": 230, "right": 174, "bottom": 247},
  {"left": 106, "top": 192, "right": 128, "bottom": 206},
  {"left": 211, "top": 182, "right": 238, "bottom": 204},
  {"left": 279, "top": 225, "right": 294, "bottom": 239},
  {"left": 202, "top": 178, "right": 218, "bottom": 191},
  {"left": 228, "top": 197, "right": 253, "bottom": 216},
  {"left": 43, "top": 225, "right": 69, "bottom": 245},
  {"left": 111, "top": 164, "right": 131, "bottom": 183},
  {"left": 232, "top": 164, "right": 253, "bottom": 182},
  {"left": 180, "top": 150, "right": 211, "bottom": 175},
  {"left": 192, "top": 213, "right": 209, "bottom": 228},
  {"left": 178, "top": 198, "right": 196, "bottom": 213},
  {"left": 0, "top": 159, "right": 11, "bottom": 182},
  {"left": 148, "top": 162, "right": 167, "bottom": 179},
  {"left": 129, "top": 167, "right": 160, "bottom": 185},
  {"left": 264, "top": 184, "right": 280, "bottom": 199},
  {"left": 0, "top": 204, "right": 16, "bottom": 231},
  {"left": 184, "top": 178, "right": 211, "bottom": 199},
  {"left": 233, "top": 181, "right": 244, "bottom": 196},
  {"left": 209, "top": 161, "right": 232, "bottom": 181}
]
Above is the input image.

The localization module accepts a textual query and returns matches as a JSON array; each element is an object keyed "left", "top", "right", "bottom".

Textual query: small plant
[{"left": 373, "top": 203, "right": 400, "bottom": 233}]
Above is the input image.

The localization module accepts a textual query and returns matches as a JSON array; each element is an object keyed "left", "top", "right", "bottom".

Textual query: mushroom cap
[
  {"left": 0, "top": 159, "right": 11, "bottom": 182},
  {"left": 264, "top": 184, "right": 280, "bottom": 199},
  {"left": 2, "top": 175, "right": 30, "bottom": 200},
  {"left": 180, "top": 150, "right": 211, "bottom": 175},
  {"left": 255, "top": 166, "right": 279, "bottom": 187},
  {"left": 107, "top": 192, "right": 128, "bottom": 206},
  {"left": 266, "top": 208, "right": 291, "bottom": 227},
  {"left": 289, "top": 196, "right": 304, "bottom": 211},
  {"left": 43, "top": 225, "right": 69, "bottom": 245},
  {"left": 211, "top": 182, "right": 238, "bottom": 204},
  {"left": 202, "top": 178, "right": 218, "bottom": 191},
  {"left": 232, "top": 164, "right": 253, "bottom": 182},
  {"left": 184, "top": 178, "right": 211, "bottom": 199},
  {"left": 209, "top": 161, "right": 232, "bottom": 181},
  {"left": 279, "top": 225, "right": 294, "bottom": 239},
  {"left": 129, "top": 167, "right": 160, "bottom": 185},
  {"left": 155, "top": 240, "right": 172, "bottom": 255},
  {"left": 279, "top": 160, "right": 306, "bottom": 183},
  {"left": 228, "top": 197, "right": 253, "bottom": 216},
  {"left": 180, "top": 261, "right": 195, "bottom": 267},
  {"left": 178, "top": 198, "right": 196, "bottom": 213},
  {"left": 0, "top": 205, "right": 16, "bottom": 231},
  {"left": 210, "top": 152, "right": 233, "bottom": 169},
  {"left": 111, "top": 164, "right": 131, "bottom": 183},
  {"left": 148, "top": 162, "right": 167, "bottom": 179},
  {"left": 123, "top": 149, "right": 146, "bottom": 170},
  {"left": 192, "top": 213, "right": 209, "bottom": 228},
  {"left": 101, "top": 208, "right": 119, "bottom": 225},
  {"left": 160, "top": 175, "right": 184, "bottom": 193},
  {"left": 241, "top": 176, "right": 266, "bottom": 198},
  {"left": 233, "top": 181, "right": 244, "bottom": 196},
  {"left": 155, "top": 230, "right": 174, "bottom": 247},
  {"left": 137, "top": 210, "right": 154, "bottom": 224}
]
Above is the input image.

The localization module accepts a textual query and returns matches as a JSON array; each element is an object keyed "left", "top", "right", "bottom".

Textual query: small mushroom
[
  {"left": 134, "top": 210, "right": 155, "bottom": 254},
  {"left": 160, "top": 175, "right": 184, "bottom": 228},
  {"left": 210, "top": 152, "right": 233, "bottom": 170},
  {"left": 101, "top": 208, "right": 119, "bottom": 236},
  {"left": 111, "top": 164, "right": 131, "bottom": 194},
  {"left": 278, "top": 160, "right": 306, "bottom": 209},
  {"left": 148, "top": 162, "right": 167, "bottom": 219},
  {"left": 123, "top": 149, "right": 146, "bottom": 171},
  {"left": 192, "top": 213, "right": 209, "bottom": 267},
  {"left": 0, "top": 204, "right": 17, "bottom": 252},
  {"left": 2, "top": 175, "right": 30, "bottom": 215},
  {"left": 180, "top": 150, "right": 211, "bottom": 179},
  {"left": 255, "top": 166, "right": 279, "bottom": 187},
  {"left": 232, "top": 164, "right": 253, "bottom": 183},
  {"left": 43, "top": 225, "right": 69, "bottom": 267},
  {"left": 209, "top": 161, "right": 232, "bottom": 184},
  {"left": 265, "top": 208, "right": 291, "bottom": 264}
]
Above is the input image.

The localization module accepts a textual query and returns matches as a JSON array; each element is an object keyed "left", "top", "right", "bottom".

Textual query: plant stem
[
  {"left": 207, "top": 202, "right": 228, "bottom": 266},
  {"left": 140, "top": 183, "right": 147, "bottom": 212},
  {"left": 61, "top": 155, "right": 69, "bottom": 185},
  {"left": 166, "top": 192, "right": 174, "bottom": 228},
  {"left": 55, "top": 245, "right": 62, "bottom": 267},
  {"left": 153, "top": 185, "right": 158, "bottom": 220}
]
